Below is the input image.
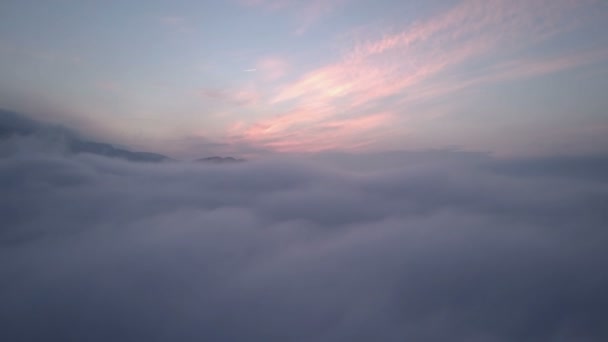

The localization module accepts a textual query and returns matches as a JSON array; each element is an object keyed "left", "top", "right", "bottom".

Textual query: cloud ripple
[{"left": 1, "top": 149, "right": 607, "bottom": 341}]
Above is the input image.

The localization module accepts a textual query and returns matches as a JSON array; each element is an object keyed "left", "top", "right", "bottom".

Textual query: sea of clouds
[{"left": 1, "top": 140, "right": 607, "bottom": 341}]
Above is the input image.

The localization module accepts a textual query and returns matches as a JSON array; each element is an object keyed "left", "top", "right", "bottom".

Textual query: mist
[{"left": 1, "top": 137, "right": 607, "bottom": 341}]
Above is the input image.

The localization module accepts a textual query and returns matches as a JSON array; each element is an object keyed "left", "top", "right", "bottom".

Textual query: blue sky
[{"left": 1, "top": 0, "right": 607, "bottom": 157}]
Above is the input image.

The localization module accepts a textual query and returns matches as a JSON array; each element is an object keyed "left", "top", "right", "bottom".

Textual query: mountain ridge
[
  {"left": 1, "top": 109, "right": 248, "bottom": 163},
  {"left": 0, "top": 109, "right": 170, "bottom": 162}
]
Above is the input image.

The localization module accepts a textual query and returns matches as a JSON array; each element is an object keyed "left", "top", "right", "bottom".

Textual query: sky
[
  {"left": 2, "top": 2, "right": 608, "bottom": 340},
  {"left": 0, "top": 0, "right": 607, "bottom": 158}
]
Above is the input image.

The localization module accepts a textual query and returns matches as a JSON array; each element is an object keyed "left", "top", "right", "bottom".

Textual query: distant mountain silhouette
[
  {"left": 0, "top": 109, "right": 171, "bottom": 162},
  {"left": 67, "top": 140, "right": 170, "bottom": 162},
  {"left": 195, "top": 156, "right": 245, "bottom": 164},
  {"left": 0, "top": 110, "right": 41, "bottom": 138}
]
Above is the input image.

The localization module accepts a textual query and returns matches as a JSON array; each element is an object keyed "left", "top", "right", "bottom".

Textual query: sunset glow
[{"left": 0, "top": 0, "right": 606, "bottom": 156}]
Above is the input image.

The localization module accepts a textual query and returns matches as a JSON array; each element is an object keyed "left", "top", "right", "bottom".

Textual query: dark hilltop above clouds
[
  {"left": 0, "top": 109, "right": 42, "bottom": 138},
  {"left": 0, "top": 109, "right": 244, "bottom": 163},
  {"left": 195, "top": 156, "right": 246, "bottom": 163},
  {"left": 0, "top": 109, "right": 171, "bottom": 162},
  {"left": 68, "top": 139, "right": 171, "bottom": 163}
]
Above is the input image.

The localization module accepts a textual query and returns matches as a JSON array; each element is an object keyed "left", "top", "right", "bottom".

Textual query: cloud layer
[{"left": 1, "top": 143, "right": 608, "bottom": 341}]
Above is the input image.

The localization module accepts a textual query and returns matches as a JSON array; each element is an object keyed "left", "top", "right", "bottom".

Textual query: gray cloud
[{"left": 1, "top": 144, "right": 607, "bottom": 341}]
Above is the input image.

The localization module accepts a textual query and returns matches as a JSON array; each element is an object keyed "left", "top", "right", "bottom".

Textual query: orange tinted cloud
[{"left": 236, "top": 110, "right": 393, "bottom": 153}]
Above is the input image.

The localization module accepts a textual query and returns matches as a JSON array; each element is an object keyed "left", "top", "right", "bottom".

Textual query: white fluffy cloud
[{"left": 1, "top": 147, "right": 607, "bottom": 341}]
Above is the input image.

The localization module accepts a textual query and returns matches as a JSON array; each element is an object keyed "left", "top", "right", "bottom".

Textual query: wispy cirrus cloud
[
  {"left": 227, "top": 0, "right": 607, "bottom": 152},
  {"left": 234, "top": 110, "right": 393, "bottom": 152},
  {"left": 223, "top": 102, "right": 402, "bottom": 155}
]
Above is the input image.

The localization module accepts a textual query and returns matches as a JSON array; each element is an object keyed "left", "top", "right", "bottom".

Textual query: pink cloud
[
  {"left": 238, "top": 103, "right": 335, "bottom": 138},
  {"left": 266, "top": 112, "right": 394, "bottom": 152},
  {"left": 227, "top": 0, "right": 605, "bottom": 152},
  {"left": 292, "top": 0, "right": 598, "bottom": 104},
  {"left": 231, "top": 101, "right": 394, "bottom": 152}
]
